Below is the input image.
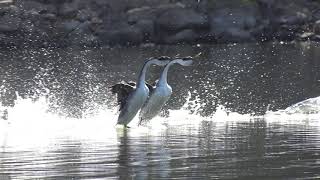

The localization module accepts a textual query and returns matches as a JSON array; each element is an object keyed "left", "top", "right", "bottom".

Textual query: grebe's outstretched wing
[
  {"left": 125, "top": 81, "right": 154, "bottom": 92},
  {"left": 126, "top": 81, "right": 154, "bottom": 93},
  {"left": 111, "top": 81, "right": 135, "bottom": 111},
  {"left": 111, "top": 81, "right": 155, "bottom": 111}
]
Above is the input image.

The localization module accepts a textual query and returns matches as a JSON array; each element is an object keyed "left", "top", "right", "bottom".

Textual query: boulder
[
  {"left": 0, "top": 0, "right": 318, "bottom": 47},
  {"left": 312, "top": 9, "right": 320, "bottom": 22},
  {"left": 277, "top": 12, "right": 309, "bottom": 26},
  {"left": 31, "top": 0, "right": 71, "bottom": 4},
  {"left": 127, "top": 3, "right": 185, "bottom": 24},
  {"left": 124, "top": 0, "right": 172, "bottom": 10},
  {"left": 209, "top": 7, "right": 259, "bottom": 43},
  {"left": 312, "top": 35, "right": 320, "bottom": 42},
  {"left": 89, "top": 16, "right": 103, "bottom": 33},
  {"left": 57, "top": 20, "right": 81, "bottom": 33},
  {"left": 76, "top": 9, "right": 95, "bottom": 22},
  {"left": 155, "top": 8, "right": 208, "bottom": 32},
  {"left": 134, "top": 19, "right": 154, "bottom": 42},
  {"left": 216, "top": 28, "right": 255, "bottom": 43},
  {"left": 41, "top": 13, "right": 57, "bottom": 22},
  {"left": 18, "top": 0, "right": 57, "bottom": 14},
  {"left": 163, "top": 29, "right": 198, "bottom": 44},
  {"left": 314, "top": 20, "right": 320, "bottom": 34},
  {"left": 127, "top": 6, "right": 156, "bottom": 24},
  {"left": 256, "top": 0, "right": 276, "bottom": 18},
  {"left": 58, "top": 2, "right": 79, "bottom": 18},
  {"left": 209, "top": 7, "right": 258, "bottom": 34}
]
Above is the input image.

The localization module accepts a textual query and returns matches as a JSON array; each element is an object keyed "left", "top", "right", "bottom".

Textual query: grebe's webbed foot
[{"left": 124, "top": 125, "right": 131, "bottom": 128}]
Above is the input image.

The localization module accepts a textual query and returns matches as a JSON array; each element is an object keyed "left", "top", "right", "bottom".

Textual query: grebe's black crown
[
  {"left": 181, "top": 56, "right": 193, "bottom": 60},
  {"left": 145, "top": 56, "right": 171, "bottom": 66},
  {"left": 146, "top": 56, "right": 171, "bottom": 62},
  {"left": 157, "top": 56, "right": 171, "bottom": 60}
]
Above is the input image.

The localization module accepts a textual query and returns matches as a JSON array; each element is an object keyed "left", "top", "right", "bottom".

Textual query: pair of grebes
[{"left": 111, "top": 56, "right": 193, "bottom": 128}]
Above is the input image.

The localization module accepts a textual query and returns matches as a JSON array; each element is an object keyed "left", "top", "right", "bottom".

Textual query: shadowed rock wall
[{"left": 0, "top": 0, "right": 320, "bottom": 48}]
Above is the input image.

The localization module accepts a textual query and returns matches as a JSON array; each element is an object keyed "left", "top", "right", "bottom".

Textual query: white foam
[{"left": 0, "top": 93, "right": 319, "bottom": 151}]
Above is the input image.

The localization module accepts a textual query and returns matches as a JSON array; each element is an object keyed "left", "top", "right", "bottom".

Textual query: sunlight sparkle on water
[
  {"left": 0, "top": 93, "right": 247, "bottom": 149},
  {"left": 1, "top": 94, "right": 320, "bottom": 151},
  {"left": 0, "top": 95, "right": 121, "bottom": 150},
  {"left": 0, "top": 92, "right": 207, "bottom": 150}
]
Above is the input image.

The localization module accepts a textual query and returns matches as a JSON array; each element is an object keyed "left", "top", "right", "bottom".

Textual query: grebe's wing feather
[
  {"left": 146, "top": 82, "right": 154, "bottom": 93},
  {"left": 125, "top": 81, "right": 154, "bottom": 93},
  {"left": 117, "top": 81, "right": 153, "bottom": 92},
  {"left": 110, "top": 80, "right": 154, "bottom": 110},
  {"left": 110, "top": 82, "right": 135, "bottom": 111},
  {"left": 127, "top": 81, "right": 136, "bottom": 87}
]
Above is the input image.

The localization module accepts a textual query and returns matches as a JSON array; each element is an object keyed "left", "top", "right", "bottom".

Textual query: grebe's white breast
[
  {"left": 139, "top": 84, "right": 172, "bottom": 123},
  {"left": 113, "top": 57, "right": 171, "bottom": 126},
  {"left": 117, "top": 85, "right": 149, "bottom": 125},
  {"left": 138, "top": 57, "right": 193, "bottom": 125}
]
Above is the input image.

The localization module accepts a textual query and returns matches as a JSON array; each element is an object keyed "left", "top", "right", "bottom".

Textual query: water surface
[{"left": 0, "top": 42, "right": 319, "bottom": 179}]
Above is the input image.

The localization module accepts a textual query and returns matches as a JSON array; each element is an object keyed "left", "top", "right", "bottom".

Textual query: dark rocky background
[{"left": 1, "top": 0, "right": 320, "bottom": 48}]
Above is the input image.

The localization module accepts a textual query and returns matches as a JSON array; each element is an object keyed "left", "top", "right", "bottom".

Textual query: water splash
[
  {"left": 284, "top": 96, "right": 320, "bottom": 114},
  {"left": 263, "top": 96, "right": 320, "bottom": 126},
  {"left": 1, "top": 93, "right": 319, "bottom": 127},
  {"left": 0, "top": 92, "right": 319, "bottom": 149}
]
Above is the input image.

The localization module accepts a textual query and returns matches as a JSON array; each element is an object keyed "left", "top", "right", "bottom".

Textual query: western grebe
[
  {"left": 138, "top": 57, "right": 193, "bottom": 125},
  {"left": 111, "top": 57, "right": 170, "bottom": 127}
]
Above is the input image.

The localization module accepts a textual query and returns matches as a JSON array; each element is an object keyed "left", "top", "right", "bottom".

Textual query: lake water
[{"left": 0, "top": 42, "right": 319, "bottom": 179}]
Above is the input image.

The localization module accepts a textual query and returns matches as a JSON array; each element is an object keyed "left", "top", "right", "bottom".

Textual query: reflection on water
[
  {"left": 0, "top": 42, "right": 319, "bottom": 179},
  {"left": 0, "top": 111, "right": 319, "bottom": 179}
]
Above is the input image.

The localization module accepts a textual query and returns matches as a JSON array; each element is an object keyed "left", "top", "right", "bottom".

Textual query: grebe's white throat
[
  {"left": 138, "top": 58, "right": 193, "bottom": 125},
  {"left": 111, "top": 57, "right": 170, "bottom": 127}
]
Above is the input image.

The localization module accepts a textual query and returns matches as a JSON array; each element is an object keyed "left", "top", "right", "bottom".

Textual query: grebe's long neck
[
  {"left": 137, "top": 61, "right": 152, "bottom": 87},
  {"left": 136, "top": 58, "right": 171, "bottom": 87},
  {"left": 158, "top": 58, "right": 192, "bottom": 86},
  {"left": 158, "top": 62, "right": 174, "bottom": 85}
]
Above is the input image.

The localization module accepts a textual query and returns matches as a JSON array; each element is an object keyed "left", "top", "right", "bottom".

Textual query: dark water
[
  {"left": 0, "top": 42, "right": 319, "bottom": 116},
  {"left": 0, "top": 42, "right": 319, "bottom": 179}
]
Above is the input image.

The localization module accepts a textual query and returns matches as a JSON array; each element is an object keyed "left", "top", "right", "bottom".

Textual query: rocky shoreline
[{"left": 1, "top": 0, "right": 320, "bottom": 48}]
